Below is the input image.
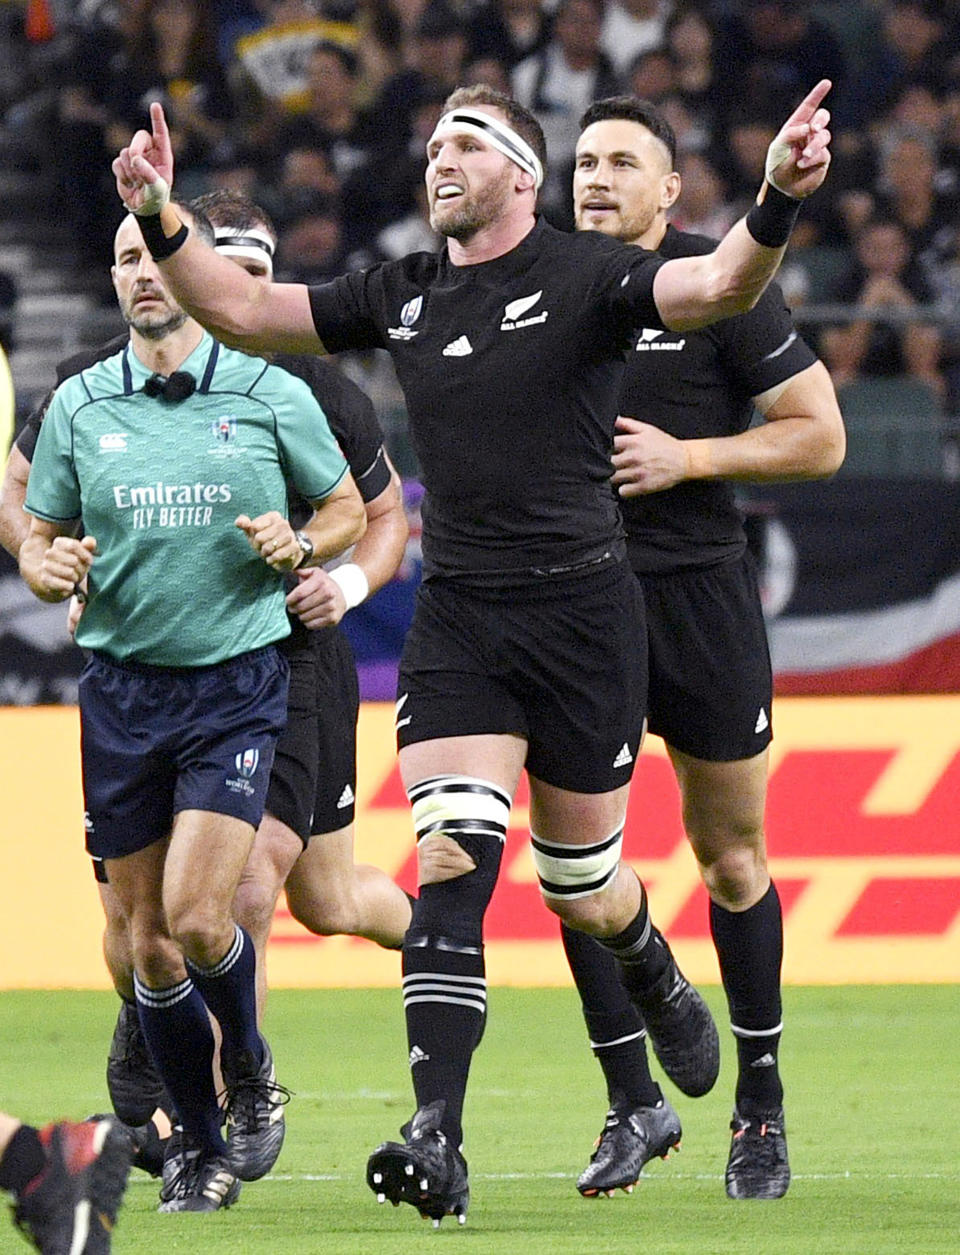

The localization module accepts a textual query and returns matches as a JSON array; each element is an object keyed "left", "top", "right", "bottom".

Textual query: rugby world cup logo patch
[
  {"left": 212, "top": 416, "right": 238, "bottom": 442},
  {"left": 388, "top": 295, "right": 423, "bottom": 341},
  {"left": 401, "top": 295, "right": 423, "bottom": 327},
  {"left": 236, "top": 747, "right": 260, "bottom": 778}
]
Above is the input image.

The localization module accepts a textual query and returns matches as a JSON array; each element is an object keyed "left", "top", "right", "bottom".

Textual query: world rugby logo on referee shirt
[{"left": 212, "top": 417, "right": 238, "bottom": 442}]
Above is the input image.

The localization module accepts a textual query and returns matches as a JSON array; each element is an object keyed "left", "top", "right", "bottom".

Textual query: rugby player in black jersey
[
  {"left": 0, "top": 195, "right": 412, "bottom": 1186},
  {"left": 569, "top": 97, "right": 845, "bottom": 1201},
  {"left": 110, "top": 78, "right": 834, "bottom": 1225}
]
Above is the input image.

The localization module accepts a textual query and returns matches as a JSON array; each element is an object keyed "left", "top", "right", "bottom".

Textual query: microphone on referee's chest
[{"left": 143, "top": 372, "right": 197, "bottom": 402}]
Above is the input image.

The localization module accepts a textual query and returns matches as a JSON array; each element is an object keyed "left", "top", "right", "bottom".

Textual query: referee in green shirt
[{"left": 19, "top": 208, "right": 365, "bottom": 1214}]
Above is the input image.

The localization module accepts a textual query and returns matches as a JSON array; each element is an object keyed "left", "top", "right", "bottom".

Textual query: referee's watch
[{"left": 294, "top": 530, "right": 314, "bottom": 567}]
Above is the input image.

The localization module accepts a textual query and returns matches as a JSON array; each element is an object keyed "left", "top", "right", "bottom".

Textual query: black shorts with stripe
[
  {"left": 396, "top": 559, "right": 647, "bottom": 794},
  {"left": 642, "top": 551, "right": 773, "bottom": 762},
  {"left": 266, "top": 624, "right": 359, "bottom": 844}
]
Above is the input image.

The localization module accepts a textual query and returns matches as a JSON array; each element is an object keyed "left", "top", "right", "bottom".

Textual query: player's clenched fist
[
  {"left": 28, "top": 534, "right": 97, "bottom": 602},
  {"left": 235, "top": 511, "right": 301, "bottom": 571}
]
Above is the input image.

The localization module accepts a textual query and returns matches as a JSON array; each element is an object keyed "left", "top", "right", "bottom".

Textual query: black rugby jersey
[
  {"left": 308, "top": 216, "right": 665, "bottom": 582},
  {"left": 617, "top": 226, "right": 817, "bottom": 575}
]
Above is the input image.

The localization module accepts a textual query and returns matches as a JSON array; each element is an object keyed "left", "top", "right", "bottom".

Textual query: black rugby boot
[
  {"left": 631, "top": 938, "right": 720, "bottom": 1097},
  {"left": 725, "top": 1105, "right": 790, "bottom": 1199},
  {"left": 106, "top": 1000, "right": 167, "bottom": 1127},
  {"left": 367, "top": 1101, "right": 469, "bottom": 1227},
  {"left": 577, "top": 1094, "right": 682, "bottom": 1197}
]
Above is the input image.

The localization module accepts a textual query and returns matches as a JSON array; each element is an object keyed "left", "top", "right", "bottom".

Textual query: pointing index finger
[
  {"left": 787, "top": 79, "right": 832, "bottom": 127},
  {"left": 150, "top": 100, "right": 170, "bottom": 145}
]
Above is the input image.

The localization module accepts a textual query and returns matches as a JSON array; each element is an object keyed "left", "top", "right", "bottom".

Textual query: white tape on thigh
[
  {"left": 531, "top": 828, "right": 623, "bottom": 900},
  {"left": 408, "top": 775, "right": 511, "bottom": 844}
]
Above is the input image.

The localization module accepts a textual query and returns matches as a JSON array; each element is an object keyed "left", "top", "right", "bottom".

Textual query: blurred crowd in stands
[{"left": 1, "top": 0, "right": 959, "bottom": 473}]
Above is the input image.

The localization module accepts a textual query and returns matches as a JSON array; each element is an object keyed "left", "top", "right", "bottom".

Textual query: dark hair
[
  {"left": 189, "top": 190, "right": 277, "bottom": 245},
  {"left": 579, "top": 96, "right": 677, "bottom": 166},
  {"left": 173, "top": 199, "right": 214, "bottom": 246},
  {"left": 441, "top": 84, "right": 548, "bottom": 174}
]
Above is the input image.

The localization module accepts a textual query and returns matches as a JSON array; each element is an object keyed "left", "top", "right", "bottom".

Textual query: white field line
[{"left": 130, "top": 1169, "right": 959, "bottom": 1187}]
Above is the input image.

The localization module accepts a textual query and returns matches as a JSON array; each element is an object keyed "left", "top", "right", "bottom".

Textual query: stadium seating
[{"left": 836, "top": 376, "right": 945, "bottom": 477}]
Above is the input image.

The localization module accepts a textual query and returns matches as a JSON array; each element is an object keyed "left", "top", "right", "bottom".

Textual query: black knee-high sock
[
  {"left": 403, "top": 881, "right": 489, "bottom": 1148},
  {"left": 560, "top": 922, "right": 660, "bottom": 1107},
  {"left": 185, "top": 924, "right": 260, "bottom": 1077},
  {"left": 710, "top": 882, "right": 784, "bottom": 1112},
  {"left": 595, "top": 880, "right": 671, "bottom": 996},
  {"left": 135, "top": 974, "right": 224, "bottom": 1154},
  {"left": 401, "top": 820, "right": 505, "bottom": 1150}
]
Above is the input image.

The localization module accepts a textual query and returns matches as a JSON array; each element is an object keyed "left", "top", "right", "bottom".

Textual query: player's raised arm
[
  {"left": 112, "top": 103, "right": 321, "bottom": 355},
  {"left": 652, "top": 80, "right": 833, "bottom": 332}
]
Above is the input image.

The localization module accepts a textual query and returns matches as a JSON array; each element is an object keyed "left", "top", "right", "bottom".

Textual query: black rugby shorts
[
  {"left": 267, "top": 626, "right": 359, "bottom": 842},
  {"left": 642, "top": 552, "right": 773, "bottom": 761},
  {"left": 80, "top": 645, "right": 288, "bottom": 861},
  {"left": 397, "top": 561, "right": 647, "bottom": 793}
]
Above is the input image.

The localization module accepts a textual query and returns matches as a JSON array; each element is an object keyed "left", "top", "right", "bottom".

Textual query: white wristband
[{"left": 330, "top": 562, "right": 369, "bottom": 610}]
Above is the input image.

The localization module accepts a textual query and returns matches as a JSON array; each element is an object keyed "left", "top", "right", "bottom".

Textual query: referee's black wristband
[
  {"left": 136, "top": 213, "right": 189, "bottom": 260},
  {"left": 745, "top": 183, "right": 801, "bottom": 249}
]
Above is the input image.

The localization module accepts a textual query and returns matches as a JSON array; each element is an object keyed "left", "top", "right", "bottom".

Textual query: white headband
[
  {"left": 213, "top": 225, "right": 275, "bottom": 275},
  {"left": 430, "top": 107, "right": 544, "bottom": 190}
]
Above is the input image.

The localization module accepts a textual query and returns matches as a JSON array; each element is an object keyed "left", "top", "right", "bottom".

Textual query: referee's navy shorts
[
  {"left": 397, "top": 559, "right": 647, "bottom": 794},
  {"left": 80, "top": 645, "right": 289, "bottom": 862},
  {"left": 266, "top": 625, "right": 359, "bottom": 844},
  {"left": 642, "top": 551, "right": 774, "bottom": 762}
]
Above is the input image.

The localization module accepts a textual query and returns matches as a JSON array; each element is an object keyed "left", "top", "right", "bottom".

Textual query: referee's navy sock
[
  {"left": 710, "top": 882, "right": 784, "bottom": 1112},
  {"left": 185, "top": 924, "right": 261, "bottom": 1077},
  {"left": 0, "top": 1125, "right": 46, "bottom": 1195},
  {"left": 596, "top": 881, "right": 671, "bottom": 995},
  {"left": 134, "top": 975, "right": 224, "bottom": 1154},
  {"left": 560, "top": 922, "right": 661, "bottom": 1108}
]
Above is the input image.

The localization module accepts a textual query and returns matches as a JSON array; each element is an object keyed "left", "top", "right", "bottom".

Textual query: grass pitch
[{"left": 1, "top": 986, "right": 957, "bottom": 1254}]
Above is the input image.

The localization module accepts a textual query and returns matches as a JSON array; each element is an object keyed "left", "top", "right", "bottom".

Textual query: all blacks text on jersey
[{"left": 636, "top": 328, "right": 686, "bottom": 351}]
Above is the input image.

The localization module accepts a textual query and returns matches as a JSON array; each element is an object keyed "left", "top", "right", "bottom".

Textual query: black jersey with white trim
[
  {"left": 617, "top": 226, "right": 817, "bottom": 575},
  {"left": 308, "top": 216, "right": 666, "bottom": 583},
  {"left": 271, "top": 353, "right": 390, "bottom": 528}
]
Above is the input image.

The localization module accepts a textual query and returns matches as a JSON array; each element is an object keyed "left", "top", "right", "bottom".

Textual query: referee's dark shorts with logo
[
  {"left": 641, "top": 551, "right": 773, "bottom": 762},
  {"left": 397, "top": 559, "right": 647, "bottom": 794},
  {"left": 82, "top": 644, "right": 288, "bottom": 866},
  {"left": 265, "top": 624, "right": 359, "bottom": 845}
]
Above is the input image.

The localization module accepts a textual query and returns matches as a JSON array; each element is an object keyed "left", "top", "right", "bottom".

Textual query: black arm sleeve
[
  {"left": 274, "top": 354, "right": 391, "bottom": 501},
  {"left": 307, "top": 270, "right": 385, "bottom": 354},
  {"left": 719, "top": 281, "right": 818, "bottom": 396}
]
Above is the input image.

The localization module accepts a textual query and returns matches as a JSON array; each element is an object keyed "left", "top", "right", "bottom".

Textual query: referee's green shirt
[{"left": 25, "top": 333, "right": 349, "bottom": 666}]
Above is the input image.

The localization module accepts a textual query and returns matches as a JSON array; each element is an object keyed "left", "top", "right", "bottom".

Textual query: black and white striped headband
[
  {"left": 431, "top": 108, "right": 544, "bottom": 190},
  {"left": 213, "top": 225, "right": 275, "bottom": 275}
]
